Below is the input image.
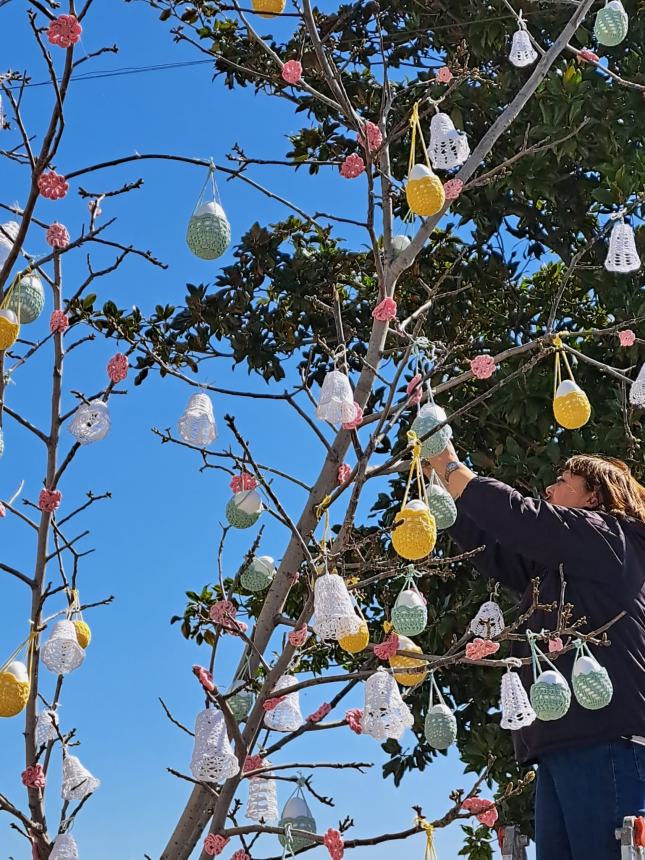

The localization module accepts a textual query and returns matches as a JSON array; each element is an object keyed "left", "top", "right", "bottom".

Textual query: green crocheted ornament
[
  {"left": 228, "top": 688, "right": 255, "bottom": 722},
  {"left": 594, "top": 1, "right": 628, "bottom": 46},
  {"left": 278, "top": 815, "right": 316, "bottom": 851},
  {"left": 424, "top": 703, "right": 457, "bottom": 749},
  {"left": 241, "top": 556, "right": 275, "bottom": 592},
  {"left": 6, "top": 275, "right": 45, "bottom": 324},
  {"left": 427, "top": 483, "right": 457, "bottom": 530},
  {"left": 530, "top": 674, "right": 571, "bottom": 721},
  {"left": 186, "top": 203, "right": 231, "bottom": 260},
  {"left": 391, "top": 602, "right": 426, "bottom": 638},
  {"left": 225, "top": 491, "right": 262, "bottom": 529},
  {"left": 573, "top": 668, "right": 613, "bottom": 710},
  {"left": 412, "top": 403, "right": 453, "bottom": 458}
]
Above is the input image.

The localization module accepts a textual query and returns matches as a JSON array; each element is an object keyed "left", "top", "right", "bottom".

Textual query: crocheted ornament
[
  {"left": 278, "top": 787, "right": 317, "bottom": 851},
  {"left": 548, "top": 637, "right": 564, "bottom": 654},
  {"left": 226, "top": 489, "right": 263, "bottom": 529},
  {"left": 392, "top": 500, "right": 437, "bottom": 561},
  {"left": 227, "top": 682, "right": 255, "bottom": 722},
  {"left": 263, "top": 675, "right": 304, "bottom": 732},
  {"left": 281, "top": 60, "right": 302, "bottom": 84},
  {"left": 252, "top": 0, "right": 286, "bottom": 17},
  {"left": 230, "top": 472, "right": 257, "bottom": 492},
  {"left": 193, "top": 664, "right": 215, "bottom": 692},
  {"left": 0, "top": 662, "right": 30, "bottom": 717},
  {"left": 46, "top": 222, "right": 70, "bottom": 249},
  {"left": 50, "top": 310, "right": 69, "bottom": 334},
  {"left": 361, "top": 667, "right": 414, "bottom": 740},
  {"left": 427, "top": 479, "right": 457, "bottom": 530},
  {"left": 0, "top": 221, "right": 18, "bottom": 267},
  {"left": 629, "top": 364, "right": 645, "bottom": 407},
  {"left": 530, "top": 669, "right": 571, "bottom": 721},
  {"left": 338, "top": 619, "right": 369, "bottom": 654},
  {"left": 35, "top": 709, "right": 58, "bottom": 745},
  {"left": 107, "top": 353, "right": 128, "bottom": 383},
  {"left": 553, "top": 379, "right": 591, "bottom": 429},
  {"left": 470, "top": 354, "right": 496, "bottom": 380},
  {"left": 374, "top": 632, "right": 400, "bottom": 660},
  {"left": 435, "top": 66, "right": 453, "bottom": 83},
  {"left": 509, "top": 24, "right": 538, "bottom": 67},
  {"left": 61, "top": 754, "right": 100, "bottom": 800},
  {"left": 470, "top": 600, "right": 505, "bottom": 639},
  {"left": 500, "top": 667, "right": 536, "bottom": 730},
  {"left": 38, "top": 171, "right": 68, "bottom": 200},
  {"left": 307, "top": 702, "right": 331, "bottom": 722},
  {"left": 6, "top": 274, "right": 45, "bottom": 324},
  {"left": 0, "top": 309, "right": 19, "bottom": 350},
  {"left": 203, "top": 835, "right": 229, "bottom": 856},
  {"left": 572, "top": 642, "right": 613, "bottom": 710},
  {"left": 594, "top": 0, "right": 629, "bottom": 46},
  {"left": 210, "top": 600, "right": 247, "bottom": 635},
  {"left": 68, "top": 399, "right": 111, "bottom": 444},
  {"left": 466, "top": 638, "right": 500, "bottom": 660},
  {"left": 342, "top": 402, "right": 363, "bottom": 430},
  {"left": 42, "top": 620, "right": 85, "bottom": 675},
  {"left": 579, "top": 49, "right": 600, "bottom": 63},
  {"left": 443, "top": 178, "right": 463, "bottom": 201},
  {"left": 406, "top": 164, "right": 445, "bottom": 217},
  {"left": 619, "top": 329, "right": 636, "bottom": 347},
  {"left": 340, "top": 154, "right": 365, "bottom": 179},
  {"left": 324, "top": 828, "right": 344, "bottom": 860},
  {"left": 345, "top": 707, "right": 363, "bottom": 734},
  {"left": 288, "top": 624, "right": 309, "bottom": 647},
  {"left": 246, "top": 758, "right": 278, "bottom": 821},
  {"left": 191, "top": 708, "right": 240, "bottom": 781},
  {"left": 372, "top": 297, "right": 397, "bottom": 322},
  {"left": 316, "top": 369, "right": 355, "bottom": 424},
  {"left": 22, "top": 764, "right": 46, "bottom": 789},
  {"left": 241, "top": 555, "right": 275, "bottom": 591},
  {"left": 178, "top": 393, "right": 217, "bottom": 446},
  {"left": 392, "top": 235, "right": 411, "bottom": 256},
  {"left": 392, "top": 573, "right": 427, "bottom": 637},
  {"left": 406, "top": 374, "right": 423, "bottom": 405},
  {"left": 50, "top": 833, "right": 79, "bottom": 860},
  {"left": 429, "top": 112, "right": 470, "bottom": 171},
  {"left": 231, "top": 851, "right": 250, "bottom": 860},
  {"left": 243, "top": 754, "right": 264, "bottom": 773},
  {"left": 389, "top": 634, "right": 428, "bottom": 687},
  {"left": 605, "top": 220, "right": 641, "bottom": 274},
  {"left": 47, "top": 14, "right": 82, "bottom": 48},
  {"left": 411, "top": 401, "right": 453, "bottom": 457},
  {"left": 462, "top": 798, "right": 498, "bottom": 828},
  {"left": 38, "top": 488, "right": 61, "bottom": 512},
  {"left": 73, "top": 621, "right": 91, "bottom": 649},
  {"left": 187, "top": 201, "right": 231, "bottom": 260},
  {"left": 358, "top": 121, "right": 383, "bottom": 152},
  {"left": 312, "top": 572, "right": 361, "bottom": 641},
  {"left": 337, "top": 463, "right": 352, "bottom": 484},
  {"left": 424, "top": 673, "right": 457, "bottom": 749}
]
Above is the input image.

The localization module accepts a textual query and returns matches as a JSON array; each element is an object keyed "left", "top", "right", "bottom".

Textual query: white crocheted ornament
[
  {"left": 316, "top": 369, "right": 355, "bottom": 424},
  {"left": 630, "top": 364, "right": 645, "bottom": 408},
  {"left": 50, "top": 833, "right": 79, "bottom": 860},
  {"left": 429, "top": 112, "right": 470, "bottom": 170},
  {"left": 509, "top": 26, "right": 538, "bottom": 67},
  {"left": 35, "top": 709, "right": 59, "bottom": 746},
  {"left": 178, "top": 393, "right": 217, "bottom": 446},
  {"left": 500, "top": 668, "right": 536, "bottom": 730},
  {"left": 68, "top": 399, "right": 111, "bottom": 444},
  {"left": 264, "top": 674, "right": 305, "bottom": 732},
  {"left": 246, "top": 759, "right": 279, "bottom": 821},
  {"left": 61, "top": 754, "right": 100, "bottom": 800},
  {"left": 469, "top": 600, "right": 505, "bottom": 639},
  {"left": 361, "top": 667, "right": 414, "bottom": 741},
  {"left": 190, "top": 708, "right": 240, "bottom": 782},
  {"left": 42, "top": 621, "right": 85, "bottom": 675},
  {"left": 312, "top": 572, "right": 361, "bottom": 641},
  {"left": 605, "top": 220, "right": 641, "bottom": 274}
]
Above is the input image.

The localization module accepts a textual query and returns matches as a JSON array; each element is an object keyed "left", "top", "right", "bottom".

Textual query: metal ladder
[{"left": 501, "top": 817, "right": 645, "bottom": 859}]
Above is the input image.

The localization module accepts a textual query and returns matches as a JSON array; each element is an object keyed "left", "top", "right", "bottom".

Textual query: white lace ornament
[
  {"left": 312, "top": 572, "right": 361, "bottom": 641},
  {"left": 361, "top": 667, "right": 414, "bottom": 741},
  {"left": 0, "top": 221, "right": 19, "bottom": 269},
  {"left": 246, "top": 759, "right": 279, "bottom": 821},
  {"left": 500, "top": 665, "right": 536, "bottom": 730},
  {"left": 509, "top": 23, "right": 538, "bottom": 67},
  {"left": 178, "top": 393, "right": 217, "bottom": 446},
  {"left": 68, "top": 400, "right": 111, "bottom": 445},
  {"left": 50, "top": 833, "right": 79, "bottom": 860},
  {"left": 42, "top": 621, "right": 85, "bottom": 675},
  {"left": 469, "top": 600, "right": 505, "bottom": 639},
  {"left": 264, "top": 674, "right": 304, "bottom": 732},
  {"left": 61, "top": 754, "right": 100, "bottom": 800},
  {"left": 629, "top": 364, "right": 645, "bottom": 408},
  {"left": 429, "top": 112, "right": 470, "bottom": 171},
  {"left": 190, "top": 708, "right": 240, "bottom": 782},
  {"left": 316, "top": 369, "right": 355, "bottom": 424},
  {"left": 604, "top": 220, "right": 641, "bottom": 274},
  {"left": 36, "top": 709, "right": 59, "bottom": 746}
]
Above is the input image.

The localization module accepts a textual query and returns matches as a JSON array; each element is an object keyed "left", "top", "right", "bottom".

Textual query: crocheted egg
[
  {"left": 553, "top": 379, "right": 591, "bottom": 430},
  {"left": 391, "top": 587, "right": 427, "bottom": 637},
  {"left": 186, "top": 202, "right": 231, "bottom": 261},
  {"left": 594, "top": 0, "right": 628, "bottom": 46},
  {"left": 411, "top": 402, "right": 453, "bottom": 457},
  {"left": 278, "top": 795, "right": 317, "bottom": 851},
  {"left": 228, "top": 682, "right": 255, "bottom": 722},
  {"left": 0, "top": 309, "right": 19, "bottom": 350},
  {"left": 405, "top": 164, "right": 445, "bottom": 217},
  {"left": 391, "top": 235, "right": 411, "bottom": 256},
  {"left": 427, "top": 482, "right": 457, "bottom": 530},
  {"left": 530, "top": 670, "right": 571, "bottom": 721},
  {"left": 391, "top": 500, "right": 437, "bottom": 561},
  {"left": 424, "top": 703, "right": 457, "bottom": 749},
  {"left": 338, "top": 619, "right": 370, "bottom": 654},
  {"left": 241, "top": 555, "right": 275, "bottom": 591},
  {"left": 73, "top": 621, "right": 92, "bottom": 649},
  {"left": 572, "top": 654, "right": 613, "bottom": 710},
  {"left": 389, "top": 634, "right": 428, "bottom": 687},
  {"left": 252, "top": 0, "right": 286, "bottom": 16},
  {"left": 6, "top": 274, "right": 45, "bottom": 324},
  {"left": 226, "top": 490, "right": 263, "bottom": 529},
  {"left": 0, "top": 661, "right": 30, "bottom": 717}
]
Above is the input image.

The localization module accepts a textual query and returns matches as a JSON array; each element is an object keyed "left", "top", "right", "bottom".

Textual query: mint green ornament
[
  {"left": 412, "top": 400, "right": 453, "bottom": 458},
  {"left": 241, "top": 555, "right": 275, "bottom": 591},
  {"left": 572, "top": 640, "right": 613, "bottom": 710},
  {"left": 186, "top": 166, "right": 231, "bottom": 260},
  {"left": 6, "top": 274, "right": 45, "bottom": 324},
  {"left": 391, "top": 567, "right": 427, "bottom": 637},
  {"left": 227, "top": 682, "right": 255, "bottom": 722},
  {"left": 594, "top": 0, "right": 628, "bottom": 46},
  {"left": 527, "top": 634, "right": 571, "bottom": 721},
  {"left": 226, "top": 490, "right": 263, "bottom": 529},
  {"left": 426, "top": 477, "right": 457, "bottom": 530},
  {"left": 424, "top": 672, "right": 457, "bottom": 749},
  {"left": 278, "top": 785, "right": 317, "bottom": 852}
]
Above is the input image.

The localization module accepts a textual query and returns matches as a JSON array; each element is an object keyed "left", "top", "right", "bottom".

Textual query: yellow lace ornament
[
  {"left": 552, "top": 336, "right": 591, "bottom": 430},
  {"left": 391, "top": 431, "right": 437, "bottom": 561},
  {"left": 405, "top": 103, "right": 445, "bottom": 218},
  {"left": 389, "top": 634, "right": 429, "bottom": 687}
]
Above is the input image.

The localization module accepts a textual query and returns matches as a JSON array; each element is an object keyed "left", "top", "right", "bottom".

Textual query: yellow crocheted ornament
[
  {"left": 338, "top": 620, "right": 369, "bottom": 654},
  {"left": 74, "top": 621, "right": 92, "bottom": 649},
  {"left": 553, "top": 381, "right": 591, "bottom": 430},
  {"left": 0, "top": 671, "right": 30, "bottom": 718},
  {"left": 252, "top": 0, "right": 285, "bottom": 17},
  {"left": 392, "top": 505, "right": 437, "bottom": 560},
  {"left": 406, "top": 164, "right": 445, "bottom": 217},
  {"left": 0, "top": 313, "right": 20, "bottom": 350},
  {"left": 389, "top": 635, "right": 428, "bottom": 687}
]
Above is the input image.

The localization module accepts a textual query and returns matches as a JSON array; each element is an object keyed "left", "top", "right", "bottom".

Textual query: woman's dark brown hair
[{"left": 564, "top": 454, "right": 645, "bottom": 524}]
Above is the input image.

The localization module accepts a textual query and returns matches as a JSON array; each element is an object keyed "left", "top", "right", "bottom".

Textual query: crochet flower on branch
[
  {"left": 230, "top": 472, "right": 258, "bottom": 492},
  {"left": 435, "top": 65, "right": 453, "bottom": 83},
  {"left": 619, "top": 329, "right": 636, "bottom": 347},
  {"left": 465, "top": 638, "right": 500, "bottom": 660},
  {"left": 337, "top": 463, "right": 352, "bottom": 484},
  {"left": 281, "top": 60, "right": 302, "bottom": 84},
  {"left": 37, "top": 171, "right": 69, "bottom": 200},
  {"left": 209, "top": 600, "right": 248, "bottom": 635},
  {"left": 243, "top": 754, "right": 265, "bottom": 773},
  {"left": 203, "top": 834, "right": 229, "bottom": 857},
  {"left": 306, "top": 702, "right": 331, "bottom": 723},
  {"left": 357, "top": 121, "right": 382, "bottom": 152},
  {"left": 579, "top": 49, "right": 600, "bottom": 62},
  {"left": 345, "top": 708, "right": 363, "bottom": 734},
  {"left": 470, "top": 354, "right": 497, "bottom": 380},
  {"left": 406, "top": 374, "right": 423, "bottom": 405},
  {"left": 47, "top": 14, "right": 82, "bottom": 48},
  {"left": 262, "top": 696, "right": 286, "bottom": 711},
  {"left": 373, "top": 632, "right": 400, "bottom": 660},
  {"left": 107, "top": 353, "right": 129, "bottom": 383},
  {"left": 461, "top": 797, "right": 499, "bottom": 828},
  {"left": 443, "top": 178, "right": 464, "bottom": 201},
  {"left": 288, "top": 624, "right": 309, "bottom": 647},
  {"left": 342, "top": 402, "right": 363, "bottom": 430},
  {"left": 340, "top": 154, "right": 365, "bottom": 179},
  {"left": 46, "top": 222, "right": 70, "bottom": 249},
  {"left": 372, "top": 297, "right": 397, "bottom": 322},
  {"left": 38, "top": 488, "right": 62, "bottom": 513},
  {"left": 324, "top": 828, "right": 344, "bottom": 860},
  {"left": 192, "top": 664, "right": 215, "bottom": 692},
  {"left": 548, "top": 637, "right": 564, "bottom": 654},
  {"left": 21, "top": 765, "right": 46, "bottom": 789},
  {"left": 49, "top": 310, "right": 69, "bottom": 334}
]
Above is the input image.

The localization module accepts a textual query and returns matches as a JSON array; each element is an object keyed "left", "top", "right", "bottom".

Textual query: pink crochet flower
[
  {"left": 38, "top": 488, "right": 61, "bottom": 513},
  {"left": 324, "top": 828, "right": 344, "bottom": 860},
  {"left": 358, "top": 121, "right": 382, "bottom": 153},
  {"left": 342, "top": 402, "right": 363, "bottom": 431},
  {"left": 465, "top": 638, "right": 500, "bottom": 660},
  {"left": 47, "top": 14, "right": 82, "bottom": 48},
  {"left": 0, "top": 503, "right": 5, "bottom": 519},
  {"left": 340, "top": 154, "right": 365, "bottom": 179},
  {"left": 462, "top": 797, "right": 498, "bottom": 828},
  {"left": 436, "top": 66, "right": 453, "bottom": 83},
  {"left": 619, "top": 329, "right": 636, "bottom": 347},
  {"left": 372, "top": 297, "right": 397, "bottom": 322},
  {"left": 263, "top": 696, "right": 286, "bottom": 712},
  {"left": 49, "top": 310, "right": 69, "bottom": 334},
  {"left": 337, "top": 463, "right": 352, "bottom": 485},
  {"left": 406, "top": 374, "right": 423, "bottom": 405},
  {"left": 579, "top": 49, "right": 599, "bottom": 63},
  {"left": 204, "top": 835, "right": 229, "bottom": 857},
  {"left": 345, "top": 708, "right": 363, "bottom": 734},
  {"left": 243, "top": 754, "right": 265, "bottom": 773},
  {"left": 444, "top": 178, "right": 464, "bottom": 201},
  {"left": 192, "top": 664, "right": 215, "bottom": 692},
  {"left": 38, "top": 171, "right": 68, "bottom": 201},
  {"left": 231, "top": 852, "right": 250, "bottom": 860},
  {"left": 209, "top": 600, "right": 248, "bottom": 635},
  {"left": 230, "top": 472, "right": 258, "bottom": 492},
  {"left": 107, "top": 353, "right": 129, "bottom": 383},
  {"left": 470, "top": 354, "right": 496, "bottom": 380},
  {"left": 282, "top": 60, "right": 303, "bottom": 84},
  {"left": 22, "top": 765, "right": 46, "bottom": 789},
  {"left": 306, "top": 702, "right": 331, "bottom": 723},
  {"left": 288, "top": 625, "right": 309, "bottom": 647},
  {"left": 548, "top": 637, "right": 564, "bottom": 654},
  {"left": 373, "top": 632, "right": 400, "bottom": 660},
  {"left": 46, "top": 222, "right": 70, "bottom": 249}
]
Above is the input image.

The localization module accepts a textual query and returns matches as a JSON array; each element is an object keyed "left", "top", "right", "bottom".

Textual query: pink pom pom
[
  {"left": 406, "top": 374, "right": 423, "bottom": 405},
  {"left": 340, "top": 154, "right": 365, "bottom": 179},
  {"left": 107, "top": 353, "right": 128, "bottom": 383},
  {"left": 324, "top": 828, "right": 344, "bottom": 860},
  {"left": 0, "top": 502, "right": 5, "bottom": 519},
  {"left": 210, "top": 600, "right": 248, "bottom": 635},
  {"left": 443, "top": 178, "right": 464, "bottom": 201},
  {"left": 579, "top": 49, "right": 599, "bottom": 63},
  {"left": 243, "top": 754, "right": 265, "bottom": 773},
  {"left": 288, "top": 625, "right": 309, "bottom": 647},
  {"left": 357, "top": 121, "right": 382, "bottom": 153},
  {"left": 465, "top": 638, "right": 500, "bottom": 660},
  {"left": 22, "top": 765, "right": 46, "bottom": 789},
  {"left": 337, "top": 463, "right": 352, "bottom": 485},
  {"left": 373, "top": 632, "right": 400, "bottom": 660},
  {"left": 47, "top": 14, "right": 82, "bottom": 48},
  {"left": 619, "top": 329, "right": 636, "bottom": 347},
  {"left": 462, "top": 798, "right": 498, "bottom": 828},
  {"left": 345, "top": 708, "right": 363, "bottom": 734},
  {"left": 204, "top": 835, "right": 229, "bottom": 857},
  {"left": 38, "top": 488, "right": 61, "bottom": 513},
  {"left": 372, "top": 297, "right": 397, "bottom": 322},
  {"left": 46, "top": 222, "right": 70, "bottom": 249},
  {"left": 230, "top": 472, "right": 258, "bottom": 492},
  {"left": 436, "top": 66, "right": 453, "bottom": 83},
  {"left": 470, "top": 354, "right": 496, "bottom": 380},
  {"left": 281, "top": 60, "right": 303, "bottom": 84},
  {"left": 192, "top": 664, "right": 215, "bottom": 692},
  {"left": 263, "top": 696, "right": 286, "bottom": 712},
  {"left": 342, "top": 402, "right": 363, "bottom": 431},
  {"left": 548, "top": 637, "right": 564, "bottom": 654},
  {"left": 49, "top": 310, "right": 69, "bottom": 334},
  {"left": 37, "top": 171, "right": 68, "bottom": 201},
  {"left": 306, "top": 702, "right": 331, "bottom": 723}
]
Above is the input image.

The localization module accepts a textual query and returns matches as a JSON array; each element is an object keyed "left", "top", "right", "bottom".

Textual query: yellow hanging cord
[
  {"left": 552, "top": 335, "right": 576, "bottom": 399},
  {"left": 401, "top": 430, "right": 429, "bottom": 509},
  {"left": 415, "top": 817, "right": 439, "bottom": 860},
  {"left": 1, "top": 628, "right": 38, "bottom": 677},
  {"left": 408, "top": 102, "right": 431, "bottom": 175}
]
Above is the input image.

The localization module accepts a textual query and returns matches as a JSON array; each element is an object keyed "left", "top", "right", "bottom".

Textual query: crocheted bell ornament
[
  {"left": 428, "top": 112, "right": 470, "bottom": 171},
  {"left": 411, "top": 402, "right": 453, "bottom": 458},
  {"left": 392, "top": 500, "right": 437, "bottom": 561},
  {"left": 629, "top": 364, "right": 645, "bottom": 408},
  {"left": 35, "top": 709, "right": 58, "bottom": 746},
  {"left": 246, "top": 759, "right": 279, "bottom": 821},
  {"left": 572, "top": 642, "right": 613, "bottom": 710},
  {"left": 0, "top": 661, "right": 30, "bottom": 718},
  {"left": 500, "top": 667, "right": 537, "bottom": 730},
  {"left": 190, "top": 708, "right": 240, "bottom": 782},
  {"left": 391, "top": 235, "right": 411, "bottom": 256},
  {"left": 553, "top": 380, "right": 591, "bottom": 430},
  {"left": 605, "top": 220, "right": 641, "bottom": 274},
  {"left": 312, "top": 572, "right": 361, "bottom": 642},
  {"left": 0, "top": 221, "right": 19, "bottom": 268},
  {"left": 50, "top": 833, "right": 79, "bottom": 860},
  {"left": 316, "top": 369, "right": 356, "bottom": 425},
  {"left": 391, "top": 572, "right": 427, "bottom": 637},
  {"left": 406, "top": 164, "right": 445, "bottom": 217},
  {"left": 227, "top": 681, "right": 255, "bottom": 722},
  {"left": 187, "top": 201, "right": 231, "bottom": 261},
  {"left": 241, "top": 555, "right": 275, "bottom": 592},
  {"left": 61, "top": 754, "right": 100, "bottom": 800},
  {"left": 594, "top": 0, "right": 629, "bottom": 46},
  {"left": 68, "top": 399, "right": 111, "bottom": 445},
  {"left": 178, "top": 393, "right": 217, "bottom": 446},
  {"left": 530, "top": 669, "right": 571, "bottom": 721},
  {"left": 0, "top": 309, "right": 20, "bottom": 350},
  {"left": 263, "top": 675, "right": 304, "bottom": 732},
  {"left": 361, "top": 667, "right": 414, "bottom": 740},
  {"left": 469, "top": 599, "right": 505, "bottom": 639},
  {"left": 226, "top": 489, "right": 263, "bottom": 529},
  {"left": 6, "top": 274, "right": 45, "bottom": 324},
  {"left": 389, "top": 634, "right": 429, "bottom": 687},
  {"left": 427, "top": 479, "right": 457, "bottom": 531},
  {"left": 42, "top": 620, "right": 85, "bottom": 675},
  {"left": 278, "top": 786, "right": 317, "bottom": 851},
  {"left": 509, "top": 24, "right": 538, "bottom": 67},
  {"left": 338, "top": 618, "right": 369, "bottom": 654},
  {"left": 424, "top": 674, "right": 457, "bottom": 749},
  {"left": 252, "top": 0, "right": 286, "bottom": 17}
]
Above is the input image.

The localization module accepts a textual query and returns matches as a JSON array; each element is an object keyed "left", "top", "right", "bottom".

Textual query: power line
[{"left": 19, "top": 58, "right": 216, "bottom": 88}]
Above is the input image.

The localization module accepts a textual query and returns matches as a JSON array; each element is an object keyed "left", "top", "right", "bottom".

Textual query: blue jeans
[{"left": 536, "top": 740, "right": 645, "bottom": 859}]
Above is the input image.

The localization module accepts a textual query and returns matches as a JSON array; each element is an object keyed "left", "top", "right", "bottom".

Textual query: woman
[{"left": 424, "top": 442, "right": 645, "bottom": 860}]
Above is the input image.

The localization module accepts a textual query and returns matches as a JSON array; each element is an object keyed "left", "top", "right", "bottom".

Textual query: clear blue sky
[{"left": 0, "top": 3, "right": 520, "bottom": 858}]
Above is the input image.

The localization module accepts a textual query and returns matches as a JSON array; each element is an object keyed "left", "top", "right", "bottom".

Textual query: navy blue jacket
[{"left": 449, "top": 476, "right": 645, "bottom": 764}]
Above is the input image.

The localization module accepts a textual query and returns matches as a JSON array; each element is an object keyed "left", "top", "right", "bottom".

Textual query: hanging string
[
  {"left": 415, "top": 817, "right": 439, "bottom": 860},
  {"left": 408, "top": 101, "right": 431, "bottom": 174},
  {"left": 552, "top": 334, "right": 577, "bottom": 398},
  {"left": 400, "top": 430, "right": 429, "bottom": 510}
]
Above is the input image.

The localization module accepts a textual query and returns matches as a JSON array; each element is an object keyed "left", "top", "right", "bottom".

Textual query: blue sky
[{"left": 0, "top": 3, "right": 521, "bottom": 858}]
